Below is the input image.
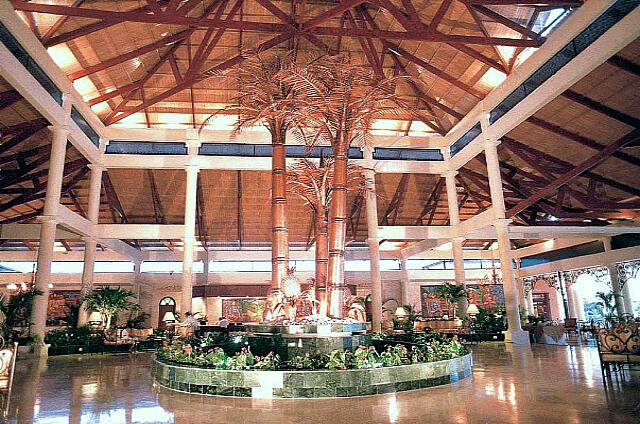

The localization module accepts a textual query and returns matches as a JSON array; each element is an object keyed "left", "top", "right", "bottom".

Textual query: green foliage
[
  {"left": 435, "top": 283, "right": 467, "bottom": 318},
  {"left": 380, "top": 345, "right": 407, "bottom": 367},
  {"left": 596, "top": 291, "right": 619, "bottom": 326},
  {"left": 126, "top": 312, "right": 150, "bottom": 329},
  {"left": 44, "top": 326, "right": 105, "bottom": 347},
  {"left": 254, "top": 352, "right": 280, "bottom": 370},
  {"left": 353, "top": 345, "right": 380, "bottom": 369},
  {"left": 289, "top": 351, "right": 327, "bottom": 370},
  {"left": 0, "top": 286, "right": 43, "bottom": 342},
  {"left": 325, "top": 350, "right": 353, "bottom": 370},
  {"left": 83, "top": 287, "right": 139, "bottom": 330},
  {"left": 157, "top": 337, "right": 469, "bottom": 371},
  {"left": 474, "top": 307, "right": 507, "bottom": 334}
]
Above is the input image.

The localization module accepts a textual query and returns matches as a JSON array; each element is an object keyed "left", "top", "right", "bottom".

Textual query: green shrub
[{"left": 44, "top": 326, "right": 104, "bottom": 347}]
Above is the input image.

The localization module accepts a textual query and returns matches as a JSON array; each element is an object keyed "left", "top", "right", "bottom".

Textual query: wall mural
[
  {"left": 47, "top": 290, "right": 81, "bottom": 326},
  {"left": 222, "top": 298, "right": 268, "bottom": 322},
  {"left": 420, "top": 283, "right": 505, "bottom": 317}
]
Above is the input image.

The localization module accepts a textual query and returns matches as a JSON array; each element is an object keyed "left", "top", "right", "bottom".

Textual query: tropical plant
[
  {"left": 44, "top": 325, "right": 104, "bottom": 348},
  {"left": 282, "top": 56, "right": 408, "bottom": 317},
  {"left": 353, "top": 345, "right": 380, "bottom": 369},
  {"left": 204, "top": 51, "right": 297, "bottom": 291},
  {"left": 287, "top": 158, "right": 368, "bottom": 308},
  {"left": 435, "top": 283, "right": 467, "bottom": 318},
  {"left": 254, "top": 351, "right": 280, "bottom": 370},
  {"left": 596, "top": 291, "right": 618, "bottom": 326},
  {"left": 82, "top": 286, "right": 139, "bottom": 330},
  {"left": 0, "top": 286, "right": 43, "bottom": 342}
]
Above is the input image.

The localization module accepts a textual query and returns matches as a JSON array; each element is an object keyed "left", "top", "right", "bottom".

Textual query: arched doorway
[
  {"left": 158, "top": 297, "right": 176, "bottom": 329},
  {"left": 569, "top": 274, "right": 610, "bottom": 323}
]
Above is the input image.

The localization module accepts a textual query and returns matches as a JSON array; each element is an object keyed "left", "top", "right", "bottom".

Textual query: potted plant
[
  {"left": 82, "top": 287, "right": 139, "bottom": 332},
  {"left": 0, "top": 285, "right": 43, "bottom": 353},
  {"left": 435, "top": 283, "right": 467, "bottom": 319}
]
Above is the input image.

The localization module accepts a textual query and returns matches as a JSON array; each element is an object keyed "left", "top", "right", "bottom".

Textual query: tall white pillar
[
  {"left": 31, "top": 125, "right": 69, "bottom": 345},
  {"left": 602, "top": 238, "right": 630, "bottom": 315},
  {"left": 444, "top": 169, "right": 468, "bottom": 317},
  {"left": 78, "top": 164, "right": 104, "bottom": 325},
  {"left": 399, "top": 256, "right": 411, "bottom": 306},
  {"left": 364, "top": 168, "right": 383, "bottom": 332},
  {"left": 484, "top": 135, "right": 529, "bottom": 344},
  {"left": 181, "top": 165, "right": 199, "bottom": 314}
]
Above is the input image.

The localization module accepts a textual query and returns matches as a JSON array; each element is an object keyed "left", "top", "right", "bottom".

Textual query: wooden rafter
[{"left": 506, "top": 129, "right": 640, "bottom": 217}]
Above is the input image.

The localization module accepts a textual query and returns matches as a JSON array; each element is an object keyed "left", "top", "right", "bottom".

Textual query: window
[
  {"left": 345, "top": 260, "right": 370, "bottom": 272},
  {"left": 141, "top": 261, "right": 204, "bottom": 273},
  {"left": 94, "top": 262, "right": 135, "bottom": 273},
  {"left": 0, "top": 261, "right": 35, "bottom": 273},
  {"left": 159, "top": 297, "right": 176, "bottom": 306},
  {"left": 209, "top": 261, "right": 271, "bottom": 272},
  {"left": 380, "top": 259, "right": 401, "bottom": 271}
]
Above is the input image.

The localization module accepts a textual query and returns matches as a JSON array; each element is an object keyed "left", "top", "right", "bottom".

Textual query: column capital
[
  {"left": 88, "top": 163, "right": 105, "bottom": 172},
  {"left": 47, "top": 124, "right": 70, "bottom": 136},
  {"left": 184, "top": 164, "right": 200, "bottom": 173},
  {"left": 493, "top": 218, "right": 512, "bottom": 229},
  {"left": 483, "top": 137, "right": 501, "bottom": 148},
  {"left": 367, "top": 237, "right": 382, "bottom": 244},
  {"left": 36, "top": 215, "right": 57, "bottom": 224},
  {"left": 82, "top": 236, "right": 96, "bottom": 243},
  {"left": 452, "top": 236, "right": 465, "bottom": 243},
  {"left": 443, "top": 169, "right": 458, "bottom": 179}
]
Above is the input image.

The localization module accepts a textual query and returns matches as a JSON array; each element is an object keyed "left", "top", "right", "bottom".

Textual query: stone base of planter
[{"left": 155, "top": 353, "right": 472, "bottom": 398}]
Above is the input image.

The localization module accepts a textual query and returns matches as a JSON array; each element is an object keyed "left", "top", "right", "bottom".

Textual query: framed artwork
[
  {"left": 420, "top": 283, "right": 505, "bottom": 317},
  {"left": 222, "top": 298, "right": 267, "bottom": 322},
  {"left": 47, "top": 290, "right": 81, "bottom": 326}
]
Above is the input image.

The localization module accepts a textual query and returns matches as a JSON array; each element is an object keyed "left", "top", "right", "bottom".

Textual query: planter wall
[{"left": 155, "top": 353, "right": 472, "bottom": 398}]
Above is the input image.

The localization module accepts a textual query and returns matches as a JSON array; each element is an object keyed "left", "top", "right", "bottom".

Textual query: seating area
[{"left": 597, "top": 322, "right": 640, "bottom": 379}]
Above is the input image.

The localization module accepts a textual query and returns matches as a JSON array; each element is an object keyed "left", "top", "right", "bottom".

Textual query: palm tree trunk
[
  {"left": 327, "top": 148, "right": 348, "bottom": 317},
  {"left": 314, "top": 209, "right": 328, "bottom": 314},
  {"left": 271, "top": 127, "right": 289, "bottom": 291}
]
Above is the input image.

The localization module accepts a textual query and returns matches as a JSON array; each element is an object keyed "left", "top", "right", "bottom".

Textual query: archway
[
  {"left": 625, "top": 277, "right": 640, "bottom": 316},
  {"left": 569, "top": 274, "right": 610, "bottom": 322},
  {"left": 158, "top": 297, "right": 176, "bottom": 329}
]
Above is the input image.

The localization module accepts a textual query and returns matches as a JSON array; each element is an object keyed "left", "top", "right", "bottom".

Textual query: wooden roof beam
[
  {"left": 526, "top": 116, "right": 640, "bottom": 167},
  {"left": 105, "top": 32, "right": 293, "bottom": 125},
  {"left": 381, "top": 174, "right": 410, "bottom": 226},
  {"left": 12, "top": 2, "right": 544, "bottom": 46},
  {"left": 0, "top": 90, "right": 22, "bottom": 110},
  {"left": 68, "top": 31, "right": 191, "bottom": 81},
  {"left": 503, "top": 137, "right": 640, "bottom": 198},
  {"left": 506, "top": 129, "right": 640, "bottom": 216},
  {"left": 561, "top": 90, "right": 640, "bottom": 129}
]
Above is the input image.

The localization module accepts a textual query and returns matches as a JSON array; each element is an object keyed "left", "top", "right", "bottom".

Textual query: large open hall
[{"left": 0, "top": 0, "right": 638, "bottom": 422}]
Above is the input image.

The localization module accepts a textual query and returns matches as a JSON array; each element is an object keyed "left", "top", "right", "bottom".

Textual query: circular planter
[{"left": 155, "top": 353, "right": 472, "bottom": 398}]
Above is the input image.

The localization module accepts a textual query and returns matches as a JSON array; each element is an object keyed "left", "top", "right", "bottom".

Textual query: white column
[
  {"left": 444, "top": 169, "right": 468, "bottom": 317},
  {"left": 31, "top": 125, "right": 69, "bottom": 346},
  {"left": 364, "top": 168, "right": 383, "bottom": 333},
  {"left": 399, "top": 256, "right": 411, "bottom": 306},
  {"left": 78, "top": 164, "right": 104, "bottom": 325},
  {"left": 484, "top": 134, "right": 529, "bottom": 344},
  {"left": 181, "top": 165, "right": 199, "bottom": 314},
  {"left": 602, "top": 238, "right": 629, "bottom": 315}
]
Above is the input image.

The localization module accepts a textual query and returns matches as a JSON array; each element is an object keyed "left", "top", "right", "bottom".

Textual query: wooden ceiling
[
  {"left": 10, "top": 0, "right": 578, "bottom": 133},
  {"left": 1, "top": 1, "right": 639, "bottom": 253}
]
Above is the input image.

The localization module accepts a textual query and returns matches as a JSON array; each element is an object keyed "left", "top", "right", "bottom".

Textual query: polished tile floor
[{"left": 7, "top": 343, "right": 639, "bottom": 424}]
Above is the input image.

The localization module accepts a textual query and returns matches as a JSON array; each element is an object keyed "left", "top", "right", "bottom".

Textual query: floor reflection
[{"left": 7, "top": 344, "right": 640, "bottom": 424}]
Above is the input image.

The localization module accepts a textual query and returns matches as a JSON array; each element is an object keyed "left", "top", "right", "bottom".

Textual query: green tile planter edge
[{"left": 154, "top": 353, "right": 472, "bottom": 398}]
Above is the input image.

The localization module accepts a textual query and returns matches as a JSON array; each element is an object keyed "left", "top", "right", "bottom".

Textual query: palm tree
[
  {"left": 282, "top": 56, "right": 407, "bottom": 317},
  {"left": 0, "top": 286, "right": 42, "bottom": 341},
  {"left": 204, "top": 51, "right": 296, "bottom": 291},
  {"left": 435, "top": 283, "right": 468, "bottom": 318},
  {"left": 83, "top": 287, "right": 138, "bottom": 330},
  {"left": 286, "top": 158, "right": 367, "bottom": 312}
]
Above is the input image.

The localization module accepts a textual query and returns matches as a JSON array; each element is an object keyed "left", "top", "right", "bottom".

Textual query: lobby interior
[{"left": 0, "top": 0, "right": 639, "bottom": 422}]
